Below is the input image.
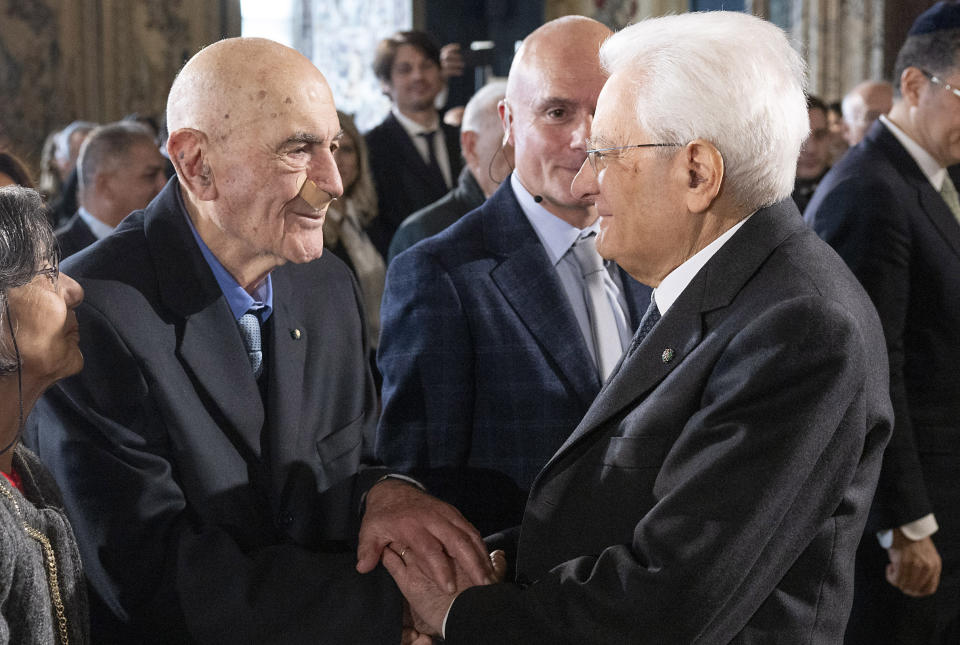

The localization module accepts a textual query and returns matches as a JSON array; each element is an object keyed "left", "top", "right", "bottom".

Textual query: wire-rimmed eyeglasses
[
  {"left": 585, "top": 143, "right": 683, "bottom": 174},
  {"left": 921, "top": 69, "right": 960, "bottom": 101}
]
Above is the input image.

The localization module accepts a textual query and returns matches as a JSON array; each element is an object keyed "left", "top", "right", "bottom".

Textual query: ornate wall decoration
[
  {"left": 0, "top": 0, "right": 239, "bottom": 176},
  {"left": 294, "top": 0, "right": 412, "bottom": 132}
]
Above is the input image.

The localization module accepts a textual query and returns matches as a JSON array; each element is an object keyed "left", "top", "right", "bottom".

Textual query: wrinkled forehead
[{"left": 212, "top": 71, "right": 339, "bottom": 146}]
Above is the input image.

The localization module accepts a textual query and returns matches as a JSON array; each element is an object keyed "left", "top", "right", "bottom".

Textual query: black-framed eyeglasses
[
  {"left": 921, "top": 69, "right": 960, "bottom": 101},
  {"left": 585, "top": 143, "right": 683, "bottom": 174}
]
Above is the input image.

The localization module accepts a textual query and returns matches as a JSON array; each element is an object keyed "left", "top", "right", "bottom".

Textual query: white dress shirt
[{"left": 391, "top": 106, "right": 453, "bottom": 189}]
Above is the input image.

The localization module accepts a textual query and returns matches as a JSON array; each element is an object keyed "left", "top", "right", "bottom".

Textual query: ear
[
  {"left": 460, "top": 130, "right": 479, "bottom": 168},
  {"left": 498, "top": 99, "right": 513, "bottom": 147},
  {"left": 167, "top": 128, "right": 217, "bottom": 201},
  {"left": 899, "top": 66, "right": 926, "bottom": 107},
  {"left": 92, "top": 169, "right": 114, "bottom": 202},
  {"left": 681, "top": 139, "right": 724, "bottom": 213}
]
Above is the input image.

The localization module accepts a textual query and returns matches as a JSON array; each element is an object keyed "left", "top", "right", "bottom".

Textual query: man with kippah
[{"left": 807, "top": 3, "right": 960, "bottom": 643}]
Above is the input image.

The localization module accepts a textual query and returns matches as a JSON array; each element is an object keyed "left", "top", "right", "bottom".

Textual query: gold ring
[{"left": 400, "top": 547, "right": 408, "bottom": 559}]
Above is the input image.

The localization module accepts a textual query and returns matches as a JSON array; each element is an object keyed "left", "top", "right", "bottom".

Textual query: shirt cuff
[
  {"left": 358, "top": 473, "right": 426, "bottom": 514},
  {"left": 877, "top": 513, "right": 939, "bottom": 548},
  {"left": 441, "top": 594, "right": 458, "bottom": 640}
]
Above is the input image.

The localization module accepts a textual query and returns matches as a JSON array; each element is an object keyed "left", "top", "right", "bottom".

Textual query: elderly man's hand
[
  {"left": 386, "top": 547, "right": 507, "bottom": 637},
  {"left": 356, "top": 479, "right": 494, "bottom": 592},
  {"left": 886, "top": 529, "right": 941, "bottom": 597}
]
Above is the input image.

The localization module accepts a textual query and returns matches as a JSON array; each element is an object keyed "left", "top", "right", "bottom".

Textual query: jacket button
[{"left": 277, "top": 513, "right": 294, "bottom": 528}]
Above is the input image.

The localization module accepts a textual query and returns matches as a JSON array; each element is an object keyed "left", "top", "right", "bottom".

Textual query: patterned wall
[
  {"left": 293, "top": 0, "right": 412, "bottom": 132},
  {"left": 0, "top": 0, "right": 240, "bottom": 175},
  {"left": 544, "top": 0, "right": 897, "bottom": 102}
]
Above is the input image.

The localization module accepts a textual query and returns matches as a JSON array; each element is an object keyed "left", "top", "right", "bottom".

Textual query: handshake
[{"left": 355, "top": 478, "right": 508, "bottom": 643}]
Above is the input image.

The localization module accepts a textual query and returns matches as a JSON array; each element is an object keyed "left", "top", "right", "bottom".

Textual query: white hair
[
  {"left": 460, "top": 80, "right": 507, "bottom": 135},
  {"left": 600, "top": 12, "right": 809, "bottom": 211},
  {"left": 54, "top": 121, "right": 98, "bottom": 164}
]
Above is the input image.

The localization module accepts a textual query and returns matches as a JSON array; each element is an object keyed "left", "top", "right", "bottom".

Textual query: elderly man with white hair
[{"left": 385, "top": 11, "right": 893, "bottom": 644}]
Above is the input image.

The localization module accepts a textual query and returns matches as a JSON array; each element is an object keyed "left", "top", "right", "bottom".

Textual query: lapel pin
[
  {"left": 661, "top": 348, "right": 675, "bottom": 363},
  {"left": 290, "top": 329, "right": 302, "bottom": 340}
]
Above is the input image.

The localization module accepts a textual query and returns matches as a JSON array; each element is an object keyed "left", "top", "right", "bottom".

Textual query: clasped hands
[{"left": 357, "top": 479, "right": 507, "bottom": 641}]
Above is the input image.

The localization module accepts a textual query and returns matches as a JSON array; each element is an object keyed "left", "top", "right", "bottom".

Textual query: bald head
[
  {"left": 506, "top": 16, "right": 611, "bottom": 105},
  {"left": 841, "top": 80, "right": 893, "bottom": 146},
  {"left": 165, "top": 37, "right": 343, "bottom": 290},
  {"left": 502, "top": 16, "right": 611, "bottom": 227},
  {"left": 167, "top": 37, "right": 334, "bottom": 145}
]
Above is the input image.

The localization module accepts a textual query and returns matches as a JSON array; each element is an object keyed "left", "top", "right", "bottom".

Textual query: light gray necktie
[
  {"left": 571, "top": 234, "right": 627, "bottom": 380},
  {"left": 940, "top": 174, "right": 960, "bottom": 223},
  {"left": 238, "top": 312, "right": 263, "bottom": 379}
]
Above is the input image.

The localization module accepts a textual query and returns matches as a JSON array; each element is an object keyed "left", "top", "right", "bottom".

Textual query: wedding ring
[{"left": 399, "top": 547, "right": 408, "bottom": 559}]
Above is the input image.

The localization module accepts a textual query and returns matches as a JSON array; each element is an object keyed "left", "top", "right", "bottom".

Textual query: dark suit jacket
[
  {"left": 25, "top": 179, "right": 401, "bottom": 644},
  {"left": 445, "top": 201, "right": 893, "bottom": 644},
  {"left": 377, "top": 180, "right": 651, "bottom": 534},
  {"left": 55, "top": 212, "right": 98, "bottom": 259},
  {"left": 805, "top": 121, "right": 960, "bottom": 643},
  {"left": 806, "top": 121, "right": 960, "bottom": 535},
  {"left": 47, "top": 166, "right": 79, "bottom": 228},
  {"left": 365, "top": 112, "right": 462, "bottom": 255},
  {"left": 387, "top": 165, "right": 485, "bottom": 263}
]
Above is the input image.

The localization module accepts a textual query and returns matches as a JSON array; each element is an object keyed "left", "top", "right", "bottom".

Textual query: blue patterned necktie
[
  {"left": 628, "top": 294, "right": 661, "bottom": 356},
  {"left": 238, "top": 312, "right": 263, "bottom": 379}
]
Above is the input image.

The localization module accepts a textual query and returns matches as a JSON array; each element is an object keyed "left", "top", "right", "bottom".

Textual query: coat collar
[
  {"left": 866, "top": 121, "right": 960, "bottom": 260},
  {"left": 480, "top": 181, "right": 603, "bottom": 403},
  {"left": 539, "top": 201, "right": 802, "bottom": 476},
  {"left": 139, "top": 178, "right": 266, "bottom": 458}
]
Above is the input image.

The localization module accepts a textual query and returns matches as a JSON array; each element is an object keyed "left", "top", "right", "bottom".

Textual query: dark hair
[
  {"left": 0, "top": 186, "right": 58, "bottom": 373},
  {"left": 806, "top": 94, "right": 828, "bottom": 114},
  {"left": 372, "top": 30, "right": 441, "bottom": 84},
  {"left": 78, "top": 122, "right": 156, "bottom": 194},
  {"left": 122, "top": 113, "right": 161, "bottom": 140},
  {"left": 893, "top": 27, "right": 960, "bottom": 95},
  {"left": 0, "top": 151, "right": 34, "bottom": 188}
]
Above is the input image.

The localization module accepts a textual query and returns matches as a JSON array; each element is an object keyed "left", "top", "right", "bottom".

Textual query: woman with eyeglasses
[{"left": 0, "top": 185, "right": 89, "bottom": 644}]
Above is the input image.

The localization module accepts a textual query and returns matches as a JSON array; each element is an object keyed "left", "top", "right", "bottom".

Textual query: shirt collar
[
  {"left": 880, "top": 115, "right": 948, "bottom": 190},
  {"left": 176, "top": 187, "right": 273, "bottom": 322},
  {"left": 653, "top": 215, "right": 751, "bottom": 316},
  {"left": 510, "top": 172, "right": 599, "bottom": 265},
  {"left": 391, "top": 105, "right": 440, "bottom": 137},
  {"left": 77, "top": 206, "right": 116, "bottom": 241}
]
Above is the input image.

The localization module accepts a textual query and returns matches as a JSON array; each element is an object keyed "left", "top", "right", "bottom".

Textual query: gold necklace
[{"left": 0, "top": 478, "right": 70, "bottom": 645}]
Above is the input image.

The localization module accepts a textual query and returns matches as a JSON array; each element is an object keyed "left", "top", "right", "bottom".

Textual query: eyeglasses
[
  {"left": 585, "top": 143, "right": 683, "bottom": 174},
  {"left": 921, "top": 69, "right": 960, "bottom": 101}
]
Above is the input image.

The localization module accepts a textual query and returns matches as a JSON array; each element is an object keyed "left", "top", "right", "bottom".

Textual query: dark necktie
[
  {"left": 627, "top": 294, "right": 661, "bottom": 356},
  {"left": 417, "top": 130, "right": 447, "bottom": 189},
  {"left": 238, "top": 311, "right": 263, "bottom": 379}
]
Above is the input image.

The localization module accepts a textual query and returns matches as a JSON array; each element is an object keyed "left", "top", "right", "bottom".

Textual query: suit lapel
[
  {"left": 873, "top": 124, "right": 960, "bottom": 261},
  {"left": 484, "top": 184, "right": 602, "bottom": 405},
  {"left": 537, "top": 203, "right": 802, "bottom": 479},
  {"left": 144, "top": 181, "right": 266, "bottom": 459},
  {"left": 263, "top": 273, "right": 308, "bottom": 469}
]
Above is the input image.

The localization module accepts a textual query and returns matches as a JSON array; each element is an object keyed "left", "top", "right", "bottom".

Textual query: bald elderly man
[
  {"left": 26, "top": 38, "right": 493, "bottom": 644},
  {"left": 842, "top": 80, "right": 894, "bottom": 146}
]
